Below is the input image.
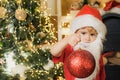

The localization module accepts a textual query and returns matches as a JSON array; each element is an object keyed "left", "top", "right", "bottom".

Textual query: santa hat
[
  {"left": 70, "top": 5, "right": 107, "bottom": 40},
  {"left": 104, "top": 0, "right": 120, "bottom": 11},
  {"left": 104, "top": 0, "right": 120, "bottom": 14}
]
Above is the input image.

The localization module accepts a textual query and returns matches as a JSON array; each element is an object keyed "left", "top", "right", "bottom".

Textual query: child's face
[{"left": 76, "top": 26, "right": 98, "bottom": 43}]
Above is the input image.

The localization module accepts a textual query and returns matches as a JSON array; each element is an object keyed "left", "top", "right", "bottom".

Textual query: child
[{"left": 50, "top": 5, "right": 107, "bottom": 80}]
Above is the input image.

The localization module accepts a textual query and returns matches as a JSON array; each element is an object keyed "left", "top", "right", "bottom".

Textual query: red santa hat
[
  {"left": 104, "top": 0, "right": 120, "bottom": 11},
  {"left": 70, "top": 5, "right": 107, "bottom": 40},
  {"left": 104, "top": 0, "right": 120, "bottom": 14}
]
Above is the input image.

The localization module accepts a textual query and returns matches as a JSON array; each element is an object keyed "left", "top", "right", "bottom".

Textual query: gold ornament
[
  {"left": 28, "top": 23, "right": 36, "bottom": 31},
  {"left": 15, "top": 8, "right": 27, "bottom": 21},
  {"left": 23, "top": 40, "right": 33, "bottom": 51},
  {"left": 36, "top": 32, "right": 46, "bottom": 38},
  {"left": 23, "top": 40, "right": 37, "bottom": 53},
  {"left": 0, "top": 7, "right": 6, "bottom": 18},
  {"left": 39, "top": 0, "right": 48, "bottom": 12}
]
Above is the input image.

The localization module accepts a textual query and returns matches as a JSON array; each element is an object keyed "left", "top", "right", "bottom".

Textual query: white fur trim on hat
[
  {"left": 70, "top": 14, "right": 107, "bottom": 40},
  {"left": 110, "top": 7, "right": 120, "bottom": 14}
]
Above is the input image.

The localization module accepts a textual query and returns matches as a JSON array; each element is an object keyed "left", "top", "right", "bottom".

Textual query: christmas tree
[{"left": 0, "top": 0, "right": 64, "bottom": 80}]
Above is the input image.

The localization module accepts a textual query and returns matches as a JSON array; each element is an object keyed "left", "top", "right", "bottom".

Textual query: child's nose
[{"left": 85, "top": 35, "right": 91, "bottom": 42}]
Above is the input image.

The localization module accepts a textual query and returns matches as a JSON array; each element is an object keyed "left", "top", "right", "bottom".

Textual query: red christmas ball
[{"left": 66, "top": 49, "right": 95, "bottom": 78}]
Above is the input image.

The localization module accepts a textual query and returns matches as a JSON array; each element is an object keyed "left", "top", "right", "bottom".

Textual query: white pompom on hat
[{"left": 70, "top": 5, "right": 107, "bottom": 40}]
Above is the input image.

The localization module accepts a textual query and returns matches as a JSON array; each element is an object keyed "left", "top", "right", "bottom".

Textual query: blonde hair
[{"left": 75, "top": 26, "right": 98, "bottom": 35}]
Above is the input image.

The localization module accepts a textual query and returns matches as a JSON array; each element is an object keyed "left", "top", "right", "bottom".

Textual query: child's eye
[
  {"left": 81, "top": 32, "right": 86, "bottom": 35},
  {"left": 90, "top": 33, "right": 96, "bottom": 36}
]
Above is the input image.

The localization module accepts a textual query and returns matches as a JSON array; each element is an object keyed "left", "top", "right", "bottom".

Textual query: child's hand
[{"left": 67, "top": 33, "right": 81, "bottom": 47}]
